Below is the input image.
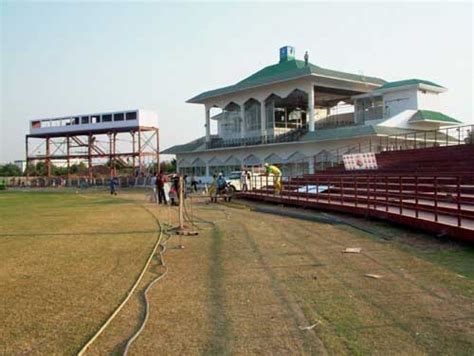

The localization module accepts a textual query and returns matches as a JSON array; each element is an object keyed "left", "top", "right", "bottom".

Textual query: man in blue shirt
[
  {"left": 216, "top": 173, "right": 227, "bottom": 193},
  {"left": 109, "top": 176, "right": 118, "bottom": 195}
]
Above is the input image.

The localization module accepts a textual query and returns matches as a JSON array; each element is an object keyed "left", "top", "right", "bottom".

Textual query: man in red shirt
[{"left": 156, "top": 171, "right": 168, "bottom": 204}]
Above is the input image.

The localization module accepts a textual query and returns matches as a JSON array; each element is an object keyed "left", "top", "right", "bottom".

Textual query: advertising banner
[{"left": 342, "top": 152, "right": 378, "bottom": 170}]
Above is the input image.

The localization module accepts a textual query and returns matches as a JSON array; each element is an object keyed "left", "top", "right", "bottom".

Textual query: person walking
[
  {"left": 191, "top": 175, "right": 198, "bottom": 192},
  {"left": 156, "top": 171, "right": 168, "bottom": 204},
  {"left": 264, "top": 163, "right": 282, "bottom": 194},
  {"left": 216, "top": 173, "right": 227, "bottom": 194},
  {"left": 109, "top": 176, "right": 118, "bottom": 195}
]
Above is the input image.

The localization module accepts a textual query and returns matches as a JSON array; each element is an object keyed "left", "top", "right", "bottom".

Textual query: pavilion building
[{"left": 163, "top": 46, "right": 461, "bottom": 180}]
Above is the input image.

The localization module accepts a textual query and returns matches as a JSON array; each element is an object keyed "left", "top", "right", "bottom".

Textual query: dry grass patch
[
  {"left": 1, "top": 191, "right": 473, "bottom": 355},
  {"left": 0, "top": 190, "right": 159, "bottom": 354}
]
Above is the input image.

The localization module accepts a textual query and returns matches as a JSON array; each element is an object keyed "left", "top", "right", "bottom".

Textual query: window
[
  {"left": 114, "top": 113, "right": 124, "bottom": 121},
  {"left": 102, "top": 114, "right": 112, "bottom": 122},
  {"left": 179, "top": 166, "right": 206, "bottom": 176},
  {"left": 194, "top": 166, "right": 206, "bottom": 176},
  {"left": 81, "top": 116, "right": 89, "bottom": 124},
  {"left": 244, "top": 100, "right": 261, "bottom": 131},
  {"left": 266, "top": 103, "right": 274, "bottom": 129},
  {"left": 126, "top": 112, "right": 137, "bottom": 121},
  {"left": 73, "top": 117, "right": 80, "bottom": 125},
  {"left": 90, "top": 115, "right": 101, "bottom": 124},
  {"left": 221, "top": 111, "right": 241, "bottom": 136},
  {"left": 356, "top": 96, "right": 383, "bottom": 122}
]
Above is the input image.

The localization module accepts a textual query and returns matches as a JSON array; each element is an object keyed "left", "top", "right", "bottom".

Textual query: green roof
[
  {"left": 161, "top": 136, "right": 208, "bottom": 154},
  {"left": 161, "top": 125, "right": 414, "bottom": 155},
  {"left": 379, "top": 79, "right": 444, "bottom": 90},
  {"left": 188, "top": 59, "right": 386, "bottom": 103},
  {"left": 410, "top": 110, "right": 461, "bottom": 124}
]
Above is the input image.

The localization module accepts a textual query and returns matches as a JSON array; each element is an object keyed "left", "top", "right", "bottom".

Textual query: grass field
[{"left": 1, "top": 189, "right": 473, "bottom": 355}]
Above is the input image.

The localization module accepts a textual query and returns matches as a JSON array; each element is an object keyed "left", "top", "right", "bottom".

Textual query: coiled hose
[{"left": 77, "top": 203, "right": 166, "bottom": 355}]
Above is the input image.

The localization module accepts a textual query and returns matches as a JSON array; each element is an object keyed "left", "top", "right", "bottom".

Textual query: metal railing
[
  {"left": 315, "top": 112, "right": 358, "bottom": 129},
  {"left": 207, "top": 125, "right": 309, "bottom": 149},
  {"left": 243, "top": 172, "right": 474, "bottom": 232},
  {"left": 355, "top": 105, "right": 384, "bottom": 122},
  {"left": 5, "top": 176, "right": 157, "bottom": 188},
  {"left": 289, "top": 124, "right": 474, "bottom": 172}
]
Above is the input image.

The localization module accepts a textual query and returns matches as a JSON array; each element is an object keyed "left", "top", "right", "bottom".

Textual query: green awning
[
  {"left": 379, "top": 79, "right": 444, "bottom": 90},
  {"left": 409, "top": 110, "right": 461, "bottom": 125}
]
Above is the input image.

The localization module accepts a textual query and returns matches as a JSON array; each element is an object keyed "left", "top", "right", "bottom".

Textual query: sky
[{"left": 1, "top": 1, "right": 472, "bottom": 163}]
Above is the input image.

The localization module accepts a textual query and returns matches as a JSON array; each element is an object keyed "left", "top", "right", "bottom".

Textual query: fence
[
  {"left": 289, "top": 124, "right": 474, "bottom": 173},
  {"left": 242, "top": 172, "right": 474, "bottom": 242},
  {"left": 2, "top": 176, "right": 157, "bottom": 188},
  {"left": 206, "top": 125, "right": 309, "bottom": 149}
]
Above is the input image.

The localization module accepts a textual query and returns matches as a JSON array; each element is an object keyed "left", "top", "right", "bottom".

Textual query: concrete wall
[
  {"left": 383, "top": 88, "right": 418, "bottom": 118},
  {"left": 417, "top": 90, "right": 441, "bottom": 112},
  {"left": 176, "top": 135, "right": 377, "bottom": 181}
]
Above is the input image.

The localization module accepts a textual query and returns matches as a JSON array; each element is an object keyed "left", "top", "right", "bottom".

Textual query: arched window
[
  {"left": 243, "top": 154, "right": 261, "bottom": 167},
  {"left": 244, "top": 99, "right": 261, "bottom": 132},
  {"left": 220, "top": 102, "right": 242, "bottom": 137},
  {"left": 265, "top": 94, "right": 282, "bottom": 130}
]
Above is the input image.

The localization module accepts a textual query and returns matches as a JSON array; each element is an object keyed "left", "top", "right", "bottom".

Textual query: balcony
[
  {"left": 315, "top": 112, "right": 355, "bottom": 129},
  {"left": 206, "top": 126, "right": 309, "bottom": 149},
  {"left": 356, "top": 105, "right": 384, "bottom": 122}
]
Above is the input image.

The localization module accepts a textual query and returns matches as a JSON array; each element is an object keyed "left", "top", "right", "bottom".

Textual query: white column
[
  {"left": 240, "top": 104, "right": 245, "bottom": 139},
  {"left": 205, "top": 106, "right": 211, "bottom": 142},
  {"left": 260, "top": 99, "right": 266, "bottom": 138},
  {"left": 205, "top": 163, "right": 210, "bottom": 177},
  {"left": 308, "top": 84, "right": 315, "bottom": 132}
]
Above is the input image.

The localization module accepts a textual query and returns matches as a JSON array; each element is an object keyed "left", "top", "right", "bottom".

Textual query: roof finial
[{"left": 304, "top": 51, "right": 309, "bottom": 66}]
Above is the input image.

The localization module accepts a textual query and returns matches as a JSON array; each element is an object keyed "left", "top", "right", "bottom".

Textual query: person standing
[
  {"left": 208, "top": 174, "right": 217, "bottom": 202},
  {"left": 241, "top": 170, "right": 250, "bottom": 191},
  {"left": 156, "top": 171, "right": 168, "bottom": 204},
  {"left": 109, "top": 176, "right": 118, "bottom": 195},
  {"left": 246, "top": 170, "right": 252, "bottom": 190}
]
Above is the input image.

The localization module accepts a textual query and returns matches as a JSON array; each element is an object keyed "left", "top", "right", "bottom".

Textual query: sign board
[{"left": 342, "top": 152, "right": 378, "bottom": 170}]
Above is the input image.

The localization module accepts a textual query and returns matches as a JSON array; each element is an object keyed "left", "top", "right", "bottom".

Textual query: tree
[
  {"left": 144, "top": 160, "right": 176, "bottom": 175},
  {"left": 70, "top": 162, "right": 88, "bottom": 175},
  {"left": 53, "top": 166, "right": 68, "bottom": 176},
  {"left": 34, "top": 162, "right": 47, "bottom": 176},
  {"left": 0, "top": 163, "right": 21, "bottom": 177},
  {"left": 159, "top": 159, "right": 176, "bottom": 174}
]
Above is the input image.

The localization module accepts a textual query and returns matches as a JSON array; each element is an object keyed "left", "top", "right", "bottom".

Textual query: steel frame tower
[{"left": 25, "top": 110, "right": 159, "bottom": 180}]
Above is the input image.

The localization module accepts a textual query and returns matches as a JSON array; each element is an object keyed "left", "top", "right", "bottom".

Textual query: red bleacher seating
[{"left": 240, "top": 145, "right": 474, "bottom": 243}]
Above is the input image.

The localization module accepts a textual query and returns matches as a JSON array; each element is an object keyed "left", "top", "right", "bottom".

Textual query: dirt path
[{"left": 119, "top": 199, "right": 473, "bottom": 355}]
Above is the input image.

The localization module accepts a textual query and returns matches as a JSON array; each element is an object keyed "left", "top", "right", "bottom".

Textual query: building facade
[{"left": 163, "top": 46, "right": 461, "bottom": 180}]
